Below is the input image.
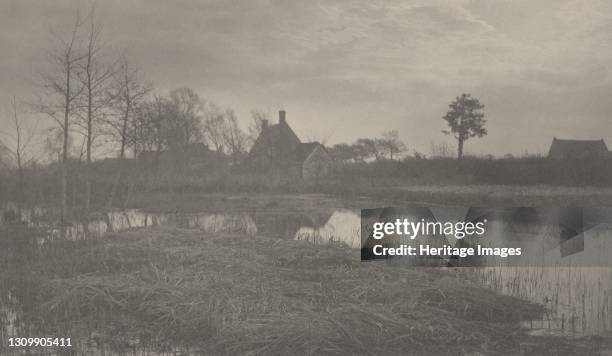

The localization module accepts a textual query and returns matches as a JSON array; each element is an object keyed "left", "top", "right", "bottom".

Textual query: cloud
[{"left": 1, "top": 0, "right": 612, "bottom": 155}]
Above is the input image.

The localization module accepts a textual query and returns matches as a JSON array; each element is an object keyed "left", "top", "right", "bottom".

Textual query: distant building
[
  {"left": 248, "top": 110, "right": 333, "bottom": 180},
  {"left": 548, "top": 137, "right": 609, "bottom": 160}
]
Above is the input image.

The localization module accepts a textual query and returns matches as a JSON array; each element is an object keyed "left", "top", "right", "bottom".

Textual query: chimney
[
  {"left": 261, "top": 119, "right": 268, "bottom": 131},
  {"left": 279, "top": 110, "right": 286, "bottom": 124}
]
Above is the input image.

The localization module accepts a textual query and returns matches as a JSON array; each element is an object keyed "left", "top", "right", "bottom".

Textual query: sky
[{"left": 1, "top": 0, "right": 611, "bottom": 157}]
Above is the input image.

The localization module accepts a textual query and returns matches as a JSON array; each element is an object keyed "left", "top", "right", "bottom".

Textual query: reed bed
[
  {"left": 1, "top": 226, "right": 600, "bottom": 355},
  {"left": 475, "top": 265, "right": 612, "bottom": 337}
]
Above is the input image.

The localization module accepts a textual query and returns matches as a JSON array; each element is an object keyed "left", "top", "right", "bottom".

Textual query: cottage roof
[
  {"left": 249, "top": 111, "right": 326, "bottom": 163},
  {"left": 296, "top": 142, "right": 323, "bottom": 161},
  {"left": 257, "top": 122, "right": 300, "bottom": 149},
  {"left": 548, "top": 137, "right": 608, "bottom": 159}
]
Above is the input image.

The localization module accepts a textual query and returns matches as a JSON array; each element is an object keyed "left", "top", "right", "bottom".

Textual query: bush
[{"left": 332, "top": 157, "right": 612, "bottom": 187}]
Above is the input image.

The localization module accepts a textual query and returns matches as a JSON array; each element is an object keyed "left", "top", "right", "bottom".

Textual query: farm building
[
  {"left": 248, "top": 110, "right": 333, "bottom": 180},
  {"left": 548, "top": 137, "right": 609, "bottom": 160}
]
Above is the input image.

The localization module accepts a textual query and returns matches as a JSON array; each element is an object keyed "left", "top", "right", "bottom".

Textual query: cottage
[
  {"left": 548, "top": 137, "right": 609, "bottom": 160},
  {"left": 248, "top": 110, "right": 333, "bottom": 180}
]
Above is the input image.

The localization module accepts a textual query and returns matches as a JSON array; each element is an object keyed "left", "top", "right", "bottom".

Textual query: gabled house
[
  {"left": 248, "top": 110, "right": 333, "bottom": 180},
  {"left": 548, "top": 137, "right": 609, "bottom": 160}
]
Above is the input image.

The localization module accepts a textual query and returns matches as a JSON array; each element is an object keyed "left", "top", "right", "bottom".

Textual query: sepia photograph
[{"left": 1, "top": 1, "right": 612, "bottom": 355}]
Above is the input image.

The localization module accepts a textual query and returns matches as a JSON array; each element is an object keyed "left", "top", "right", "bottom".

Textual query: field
[{"left": 1, "top": 225, "right": 604, "bottom": 355}]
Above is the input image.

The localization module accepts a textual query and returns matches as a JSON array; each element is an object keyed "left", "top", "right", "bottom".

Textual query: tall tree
[
  {"left": 221, "top": 109, "right": 247, "bottom": 164},
  {"left": 354, "top": 138, "right": 382, "bottom": 161},
  {"left": 77, "top": 6, "right": 114, "bottom": 210},
  {"left": 108, "top": 56, "right": 151, "bottom": 159},
  {"left": 203, "top": 103, "right": 227, "bottom": 153},
  {"left": 36, "top": 13, "right": 84, "bottom": 225},
  {"left": 247, "top": 109, "right": 269, "bottom": 146},
  {"left": 442, "top": 93, "right": 487, "bottom": 159},
  {"left": 104, "top": 56, "right": 150, "bottom": 212},
  {"left": 165, "top": 87, "right": 204, "bottom": 152},
  {"left": 132, "top": 94, "right": 168, "bottom": 173},
  {"left": 329, "top": 143, "right": 356, "bottom": 163},
  {"left": 378, "top": 130, "right": 406, "bottom": 160}
]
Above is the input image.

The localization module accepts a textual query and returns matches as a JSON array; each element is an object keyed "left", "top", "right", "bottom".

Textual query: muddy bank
[{"left": 0, "top": 226, "right": 600, "bottom": 355}]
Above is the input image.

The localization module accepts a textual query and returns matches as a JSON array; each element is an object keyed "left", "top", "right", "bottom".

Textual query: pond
[
  {"left": 0, "top": 202, "right": 363, "bottom": 354},
  {"left": 3, "top": 202, "right": 612, "bottom": 352},
  {"left": 1, "top": 203, "right": 358, "bottom": 247}
]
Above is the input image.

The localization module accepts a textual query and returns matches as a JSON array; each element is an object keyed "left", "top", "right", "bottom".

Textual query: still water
[
  {"left": 3, "top": 202, "right": 612, "bottom": 346},
  {"left": 0, "top": 202, "right": 361, "bottom": 248}
]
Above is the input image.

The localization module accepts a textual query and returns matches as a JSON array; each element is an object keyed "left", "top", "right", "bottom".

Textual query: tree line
[
  {"left": 328, "top": 130, "right": 407, "bottom": 163},
  {"left": 328, "top": 93, "right": 487, "bottom": 162},
  {"left": 0, "top": 8, "right": 258, "bottom": 223},
  {"left": 0, "top": 7, "right": 489, "bottom": 225}
]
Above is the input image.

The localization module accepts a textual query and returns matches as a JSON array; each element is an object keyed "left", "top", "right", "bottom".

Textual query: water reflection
[
  {"left": 0, "top": 204, "right": 361, "bottom": 354},
  {"left": 1, "top": 205, "right": 260, "bottom": 244},
  {"left": 294, "top": 210, "right": 361, "bottom": 248},
  {"left": 5, "top": 202, "right": 612, "bottom": 339},
  {"left": 0, "top": 204, "right": 359, "bottom": 248}
]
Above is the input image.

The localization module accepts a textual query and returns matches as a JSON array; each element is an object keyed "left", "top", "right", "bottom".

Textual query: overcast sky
[{"left": 1, "top": 0, "right": 611, "bottom": 156}]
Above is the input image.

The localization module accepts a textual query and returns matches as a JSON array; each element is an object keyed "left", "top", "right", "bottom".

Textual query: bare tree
[
  {"left": 221, "top": 109, "right": 247, "bottom": 164},
  {"left": 329, "top": 143, "right": 356, "bottom": 163},
  {"left": 354, "top": 138, "right": 382, "bottom": 161},
  {"left": 429, "top": 141, "right": 453, "bottom": 158},
  {"left": 103, "top": 56, "right": 150, "bottom": 211},
  {"left": 35, "top": 12, "right": 85, "bottom": 225},
  {"left": 132, "top": 94, "right": 168, "bottom": 173},
  {"left": 76, "top": 6, "right": 114, "bottom": 210},
  {"left": 108, "top": 56, "right": 151, "bottom": 159},
  {"left": 203, "top": 103, "right": 227, "bottom": 153},
  {"left": 0, "top": 96, "right": 40, "bottom": 220},
  {"left": 248, "top": 109, "right": 269, "bottom": 145},
  {"left": 164, "top": 87, "right": 204, "bottom": 152},
  {"left": 203, "top": 104, "right": 248, "bottom": 161},
  {"left": 378, "top": 130, "right": 406, "bottom": 160}
]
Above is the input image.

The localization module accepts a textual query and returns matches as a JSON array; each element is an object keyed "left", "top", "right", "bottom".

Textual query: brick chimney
[{"left": 279, "top": 110, "right": 286, "bottom": 124}]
